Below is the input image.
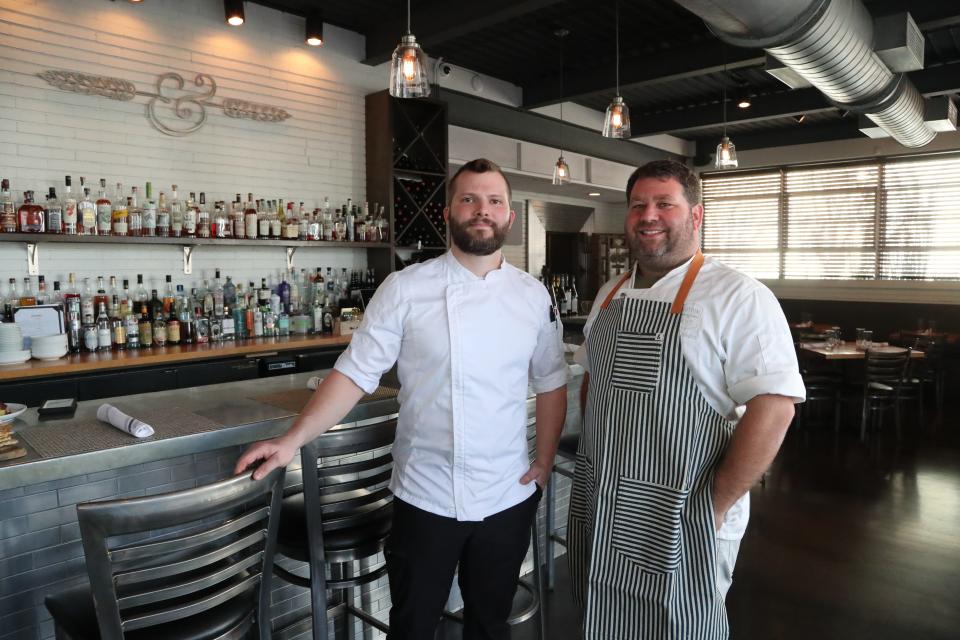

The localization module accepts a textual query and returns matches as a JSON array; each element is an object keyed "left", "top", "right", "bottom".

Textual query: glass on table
[{"left": 858, "top": 330, "right": 873, "bottom": 350}]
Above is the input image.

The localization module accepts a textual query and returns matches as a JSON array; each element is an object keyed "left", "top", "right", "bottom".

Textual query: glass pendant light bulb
[
  {"left": 389, "top": 1, "right": 430, "bottom": 99},
  {"left": 553, "top": 156, "right": 571, "bottom": 185},
  {"left": 715, "top": 136, "right": 739, "bottom": 169},
  {"left": 603, "top": 96, "right": 631, "bottom": 138}
]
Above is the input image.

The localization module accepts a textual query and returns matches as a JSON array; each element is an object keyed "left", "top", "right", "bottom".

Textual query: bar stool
[
  {"left": 44, "top": 467, "right": 286, "bottom": 640},
  {"left": 545, "top": 432, "right": 580, "bottom": 590},
  {"left": 270, "top": 414, "right": 397, "bottom": 640}
]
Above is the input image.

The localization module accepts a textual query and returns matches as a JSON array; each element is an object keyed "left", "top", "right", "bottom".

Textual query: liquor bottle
[
  {"left": 212, "top": 200, "right": 228, "bottom": 238},
  {"left": 45, "top": 187, "right": 63, "bottom": 234},
  {"left": 150, "top": 289, "right": 164, "bottom": 321},
  {"left": 156, "top": 191, "right": 170, "bottom": 237},
  {"left": 96, "top": 179, "right": 112, "bottom": 236},
  {"left": 80, "top": 277, "right": 95, "bottom": 323},
  {"left": 231, "top": 194, "right": 243, "bottom": 239},
  {"left": 183, "top": 192, "right": 197, "bottom": 237},
  {"left": 78, "top": 182, "right": 96, "bottom": 236},
  {"left": 221, "top": 304, "right": 236, "bottom": 341},
  {"left": 110, "top": 183, "right": 128, "bottom": 236},
  {"left": 322, "top": 297, "right": 334, "bottom": 335},
  {"left": 65, "top": 294, "right": 81, "bottom": 353},
  {"left": 17, "top": 277, "right": 35, "bottom": 307},
  {"left": 196, "top": 192, "right": 210, "bottom": 238},
  {"left": 345, "top": 204, "right": 356, "bottom": 242},
  {"left": 232, "top": 302, "right": 246, "bottom": 340},
  {"left": 17, "top": 191, "right": 45, "bottom": 233},
  {"left": 0, "top": 179, "right": 15, "bottom": 233},
  {"left": 110, "top": 295, "right": 126, "bottom": 350},
  {"left": 257, "top": 200, "right": 270, "bottom": 239},
  {"left": 138, "top": 302, "right": 153, "bottom": 348},
  {"left": 134, "top": 274, "right": 149, "bottom": 306},
  {"left": 142, "top": 182, "right": 157, "bottom": 237},
  {"left": 152, "top": 310, "right": 167, "bottom": 347},
  {"left": 223, "top": 275, "right": 236, "bottom": 309},
  {"left": 96, "top": 301, "right": 112, "bottom": 351},
  {"left": 289, "top": 269, "right": 301, "bottom": 315},
  {"left": 278, "top": 274, "right": 291, "bottom": 315},
  {"left": 94, "top": 276, "right": 109, "bottom": 311},
  {"left": 297, "top": 202, "right": 309, "bottom": 240},
  {"left": 128, "top": 187, "right": 142, "bottom": 237},
  {"left": 125, "top": 306, "right": 140, "bottom": 350},
  {"left": 50, "top": 280, "right": 62, "bottom": 306},
  {"left": 62, "top": 176, "right": 78, "bottom": 235},
  {"left": 244, "top": 193, "right": 258, "bottom": 239},
  {"left": 322, "top": 198, "right": 333, "bottom": 241},
  {"left": 271, "top": 200, "right": 283, "bottom": 239},
  {"left": 82, "top": 310, "right": 98, "bottom": 352},
  {"left": 213, "top": 269, "right": 225, "bottom": 318},
  {"left": 63, "top": 273, "right": 81, "bottom": 307},
  {"left": 162, "top": 275, "right": 176, "bottom": 315},
  {"left": 169, "top": 185, "right": 183, "bottom": 237},
  {"left": 166, "top": 307, "right": 181, "bottom": 346},
  {"left": 36, "top": 275, "right": 48, "bottom": 305},
  {"left": 179, "top": 302, "right": 194, "bottom": 345}
]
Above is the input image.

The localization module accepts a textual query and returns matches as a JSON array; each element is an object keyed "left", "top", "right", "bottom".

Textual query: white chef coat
[
  {"left": 574, "top": 254, "right": 805, "bottom": 540},
  {"left": 335, "top": 251, "right": 570, "bottom": 521}
]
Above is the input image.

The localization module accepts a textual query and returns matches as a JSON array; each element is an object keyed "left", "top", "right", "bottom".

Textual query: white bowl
[
  {"left": 31, "top": 334, "right": 68, "bottom": 346},
  {"left": 0, "top": 349, "right": 31, "bottom": 365}
]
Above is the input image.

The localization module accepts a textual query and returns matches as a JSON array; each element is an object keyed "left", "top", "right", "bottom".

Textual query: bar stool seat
[
  {"left": 276, "top": 492, "right": 393, "bottom": 561},
  {"left": 45, "top": 581, "right": 257, "bottom": 640}
]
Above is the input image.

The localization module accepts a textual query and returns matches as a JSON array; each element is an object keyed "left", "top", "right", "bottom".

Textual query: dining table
[{"left": 800, "top": 341, "right": 925, "bottom": 360}]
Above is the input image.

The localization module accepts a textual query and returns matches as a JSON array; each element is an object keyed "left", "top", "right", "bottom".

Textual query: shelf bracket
[
  {"left": 26, "top": 243, "right": 39, "bottom": 275},
  {"left": 183, "top": 245, "right": 197, "bottom": 275},
  {"left": 286, "top": 246, "right": 297, "bottom": 271}
]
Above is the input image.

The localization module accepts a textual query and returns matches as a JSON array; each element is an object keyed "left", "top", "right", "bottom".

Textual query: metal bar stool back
[
  {"left": 272, "top": 415, "right": 397, "bottom": 640},
  {"left": 860, "top": 347, "right": 912, "bottom": 440},
  {"left": 45, "top": 467, "right": 286, "bottom": 640}
]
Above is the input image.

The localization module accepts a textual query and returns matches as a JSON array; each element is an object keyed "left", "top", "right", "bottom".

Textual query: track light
[
  {"left": 737, "top": 96, "right": 752, "bottom": 109},
  {"left": 224, "top": 0, "right": 244, "bottom": 26},
  {"left": 305, "top": 11, "right": 323, "bottom": 46},
  {"left": 794, "top": 114, "right": 806, "bottom": 123}
]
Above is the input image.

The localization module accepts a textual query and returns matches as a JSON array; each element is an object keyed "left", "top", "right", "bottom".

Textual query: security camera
[{"left": 440, "top": 64, "right": 453, "bottom": 77}]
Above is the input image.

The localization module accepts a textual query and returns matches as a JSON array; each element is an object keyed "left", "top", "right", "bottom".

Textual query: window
[{"left": 701, "top": 153, "right": 960, "bottom": 281}]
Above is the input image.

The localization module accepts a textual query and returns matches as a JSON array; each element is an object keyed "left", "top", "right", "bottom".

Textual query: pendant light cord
[
  {"left": 559, "top": 30, "right": 565, "bottom": 154},
  {"left": 615, "top": 0, "right": 620, "bottom": 95},
  {"left": 406, "top": 0, "right": 411, "bottom": 35},
  {"left": 721, "top": 44, "right": 727, "bottom": 137}
]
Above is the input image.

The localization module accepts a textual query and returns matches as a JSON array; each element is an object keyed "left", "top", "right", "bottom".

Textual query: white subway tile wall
[{"left": 0, "top": 0, "right": 381, "bottom": 289}]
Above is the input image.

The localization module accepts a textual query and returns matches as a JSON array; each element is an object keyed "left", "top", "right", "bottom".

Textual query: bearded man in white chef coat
[{"left": 237, "top": 158, "right": 569, "bottom": 640}]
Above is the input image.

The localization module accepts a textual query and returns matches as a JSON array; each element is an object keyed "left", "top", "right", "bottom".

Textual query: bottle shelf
[{"left": 0, "top": 233, "right": 391, "bottom": 250}]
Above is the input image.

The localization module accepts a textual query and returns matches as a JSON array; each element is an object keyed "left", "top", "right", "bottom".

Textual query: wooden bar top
[{"left": 0, "top": 334, "right": 352, "bottom": 382}]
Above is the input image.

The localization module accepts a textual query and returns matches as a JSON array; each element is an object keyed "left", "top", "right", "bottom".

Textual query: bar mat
[
  {"left": 19, "top": 406, "right": 225, "bottom": 459},
  {"left": 254, "top": 386, "right": 398, "bottom": 414}
]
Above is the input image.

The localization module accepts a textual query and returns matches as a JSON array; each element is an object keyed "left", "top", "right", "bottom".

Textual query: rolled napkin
[
  {"left": 307, "top": 376, "right": 324, "bottom": 390},
  {"left": 96, "top": 404, "right": 155, "bottom": 438}
]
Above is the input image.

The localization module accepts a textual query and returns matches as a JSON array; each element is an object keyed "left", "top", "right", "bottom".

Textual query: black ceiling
[{"left": 251, "top": 0, "right": 960, "bottom": 156}]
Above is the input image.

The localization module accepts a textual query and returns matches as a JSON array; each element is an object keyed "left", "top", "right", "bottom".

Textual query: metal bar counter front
[{"left": 0, "top": 364, "right": 585, "bottom": 640}]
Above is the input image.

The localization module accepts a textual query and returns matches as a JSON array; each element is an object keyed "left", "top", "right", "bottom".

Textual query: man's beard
[
  {"left": 627, "top": 213, "right": 697, "bottom": 270},
  {"left": 449, "top": 216, "right": 510, "bottom": 256}
]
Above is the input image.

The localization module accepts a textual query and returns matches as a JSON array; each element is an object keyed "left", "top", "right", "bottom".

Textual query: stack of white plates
[
  {"left": 0, "top": 323, "right": 30, "bottom": 365},
  {"left": 31, "top": 333, "right": 69, "bottom": 361}
]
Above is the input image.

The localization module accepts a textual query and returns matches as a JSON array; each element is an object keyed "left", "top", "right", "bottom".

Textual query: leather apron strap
[{"left": 600, "top": 250, "right": 705, "bottom": 314}]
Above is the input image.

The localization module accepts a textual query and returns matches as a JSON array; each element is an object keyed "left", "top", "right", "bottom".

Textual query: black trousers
[{"left": 384, "top": 488, "right": 541, "bottom": 640}]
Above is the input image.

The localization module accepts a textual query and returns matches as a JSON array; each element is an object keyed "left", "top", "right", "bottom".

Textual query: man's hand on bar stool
[{"left": 234, "top": 370, "right": 366, "bottom": 480}]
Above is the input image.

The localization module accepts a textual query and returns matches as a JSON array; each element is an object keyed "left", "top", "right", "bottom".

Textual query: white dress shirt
[
  {"left": 575, "top": 254, "right": 805, "bottom": 540},
  {"left": 335, "top": 251, "right": 570, "bottom": 521}
]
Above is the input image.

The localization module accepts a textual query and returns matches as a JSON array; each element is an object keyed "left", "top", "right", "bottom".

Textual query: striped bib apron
[{"left": 569, "top": 251, "right": 734, "bottom": 639}]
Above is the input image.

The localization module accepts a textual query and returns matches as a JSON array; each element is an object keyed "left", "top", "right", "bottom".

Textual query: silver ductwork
[{"left": 673, "top": 0, "right": 937, "bottom": 147}]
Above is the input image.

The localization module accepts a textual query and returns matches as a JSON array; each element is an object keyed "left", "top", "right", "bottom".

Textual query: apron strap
[
  {"left": 600, "top": 271, "right": 634, "bottom": 310},
  {"left": 670, "top": 249, "right": 704, "bottom": 315}
]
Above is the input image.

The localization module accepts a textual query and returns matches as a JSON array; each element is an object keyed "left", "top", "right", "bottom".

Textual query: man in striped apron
[{"left": 570, "top": 160, "right": 804, "bottom": 638}]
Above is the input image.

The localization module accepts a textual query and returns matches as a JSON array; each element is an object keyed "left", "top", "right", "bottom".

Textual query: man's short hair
[
  {"left": 625, "top": 160, "right": 701, "bottom": 206},
  {"left": 448, "top": 158, "right": 512, "bottom": 204}
]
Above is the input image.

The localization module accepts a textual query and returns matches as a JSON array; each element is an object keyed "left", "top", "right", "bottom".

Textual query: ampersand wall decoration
[{"left": 38, "top": 69, "right": 293, "bottom": 137}]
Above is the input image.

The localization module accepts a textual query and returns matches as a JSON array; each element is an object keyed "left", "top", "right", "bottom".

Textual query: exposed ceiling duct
[{"left": 672, "top": 0, "right": 938, "bottom": 147}]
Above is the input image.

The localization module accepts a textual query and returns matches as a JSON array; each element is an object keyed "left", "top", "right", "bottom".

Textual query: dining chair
[
  {"left": 45, "top": 467, "right": 285, "bottom": 640},
  {"left": 859, "top": 347, "right": 912, "bottom": 441}
]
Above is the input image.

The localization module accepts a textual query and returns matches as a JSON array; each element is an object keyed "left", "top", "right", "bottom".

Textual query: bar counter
[
  {"left": 0, "top": 363, "right": 584, "bottom": 640},
  {"left": 0, "top": 334, "right": 352, "bottom": 382}
]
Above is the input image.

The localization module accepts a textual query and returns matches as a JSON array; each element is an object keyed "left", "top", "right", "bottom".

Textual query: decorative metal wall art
[{"left": 37, "top": 69, "right": 292, "bottom": 137}]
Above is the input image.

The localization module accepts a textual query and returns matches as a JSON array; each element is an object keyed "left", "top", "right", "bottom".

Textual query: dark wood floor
[{"left": 470, "top": 398, "right": 960, "bottom": 640}]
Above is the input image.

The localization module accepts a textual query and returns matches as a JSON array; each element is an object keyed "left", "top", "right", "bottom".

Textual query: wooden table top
[
  {"left": 0, "top": 334, "right": 352, "bottom": 382},
  {"left": 800, "top": 341, "right": 924, "bottom": 360}
]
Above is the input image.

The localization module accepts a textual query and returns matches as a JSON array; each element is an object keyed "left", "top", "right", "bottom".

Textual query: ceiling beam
[
  {"left": 440, "top": 90, "right": 679, "bottom": 166},
  {"left": 362, "top": 0, "right": 564, "bottom": 65},
  {"left": 523, "top": 43, "right": 765, "bottom": 108}
]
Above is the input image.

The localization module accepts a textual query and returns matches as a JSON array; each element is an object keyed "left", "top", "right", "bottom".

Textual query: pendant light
[
  {"left": 553, "top": 29, "right": 571, "bottom": 185},
  {"left": 715, "top": 50, "right": 738, "bottom": 169},
  {"left": 602, "top": 1, "right": 631, "bottom": 138},
  {"left": 224, "top": 0, "right": 244, "bottom": 26},
  {"left": 305, "top": 11, "right": 324, "bottom": 47},
  {"left": 389, "top": 0, "right": 430, "bottom": 98}
]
